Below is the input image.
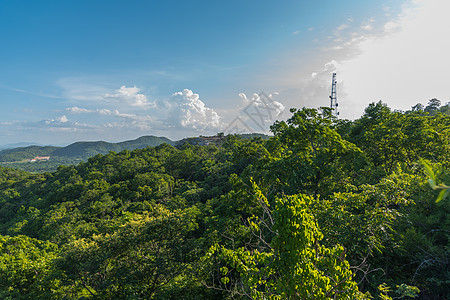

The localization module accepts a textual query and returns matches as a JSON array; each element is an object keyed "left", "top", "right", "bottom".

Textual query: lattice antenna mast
[{"left": 329, "top": 72, "right": 339, "bottom": 116}]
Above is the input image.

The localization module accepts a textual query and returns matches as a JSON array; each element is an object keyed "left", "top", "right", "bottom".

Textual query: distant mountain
[
  {"left": 51, "top": 141, "right": 121, "bottom": 159},
  {"left": 0, "top": 146, "right": 61, "bottom": 162},
  {"left": 0, "top": 134, "right": 268, "bottom": 165},
  {"left": 52, "top": 136, "right": 174, "bottom": 159},
  {"left": 0, "top": 136, "right": 174, "bottom": 162},
  {"left": 117, "top": 135, "right": 175, "bottom": 149}
]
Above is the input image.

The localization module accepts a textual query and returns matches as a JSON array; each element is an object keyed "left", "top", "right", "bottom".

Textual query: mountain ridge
[
  {"left": 0, "top": 133, "right": 270, "bottom": 163},
  {"left": 51, "top": 136, "right": 175, "bottom": 159}
]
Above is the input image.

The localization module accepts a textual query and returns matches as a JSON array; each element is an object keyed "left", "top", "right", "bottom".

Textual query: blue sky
[{"left": 0, "top": 0, "right": 448, "bottom": 145}]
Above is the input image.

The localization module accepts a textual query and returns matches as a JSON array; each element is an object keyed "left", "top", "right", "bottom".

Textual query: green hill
[
  {"left": 52, "top": 136, "right": 174, "bottom": 159},
  {"left": 116, "top": 135, "right": 175, "bottom": 150},
  {"left": 0, "top": 145, "right": 61, "bottom": 162}
]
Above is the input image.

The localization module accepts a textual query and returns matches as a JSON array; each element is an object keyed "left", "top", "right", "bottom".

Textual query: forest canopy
[{"left": 0, "top": 101, "right": 448, "bottom": 299}]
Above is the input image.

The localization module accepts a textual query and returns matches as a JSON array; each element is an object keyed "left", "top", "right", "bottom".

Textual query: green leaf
[
  {"left": 420, "top": 159, "right": 436, "bottom": 181},
  {"left": 436, "top": 188, "right": 450, "bottom": 203},
  {"left": 221, "top": 277, "right": 230, "bottom": 284}
]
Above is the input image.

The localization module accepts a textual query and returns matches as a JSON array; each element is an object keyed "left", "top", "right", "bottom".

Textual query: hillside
[{"left": 0, "top": 145, "right": 61, "bottom": 162}]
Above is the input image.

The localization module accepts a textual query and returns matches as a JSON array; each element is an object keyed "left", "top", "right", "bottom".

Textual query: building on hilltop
[{"left": 30, "top": 156, "right": 50, "bottom": 162}]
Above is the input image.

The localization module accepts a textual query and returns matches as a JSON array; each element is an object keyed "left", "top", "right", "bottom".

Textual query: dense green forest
[{"left": 0, "top": 101, "right": 448, "bottom": 299}]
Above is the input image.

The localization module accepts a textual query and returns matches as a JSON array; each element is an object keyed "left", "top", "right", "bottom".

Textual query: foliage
[
  {"left": 57, "top": 206, "right": 201, "bottom": 298},
  {"left": 421, "top": 158, "right": 450, "bottom": 202},
  {"left": 208, "top": 181, "right": 362, "bottom": 299},
  {"left": 0, "top": 235, "right": 61, "bottom": 299},
  {"left": 0, "top": 157, "right": 83, "bottom": 173}
]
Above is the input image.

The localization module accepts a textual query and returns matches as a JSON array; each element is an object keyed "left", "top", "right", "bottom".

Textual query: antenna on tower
[{"left": 329, "top": 72, "right": 339, "bottom": 116}]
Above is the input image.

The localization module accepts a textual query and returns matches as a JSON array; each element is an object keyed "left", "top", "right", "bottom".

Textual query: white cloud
[
  {"left": 104, "top": 85, "right": 155, "bottom": 108},
  {"left": 66, "top": 107, "right": 93, "bottom": 114},
  {"left": 58, "top": 115, "right": 69, "bottom": 123},
  {"left": 167, "top": 89, "right": 221, "bottom": 130},
  {"left": 59, "top": 81, "right": 156, "bottom": 110},
  {"left": 98, "top": 108, "right": 116, "bottom": 116},
  {"left": 45, "top": 115, "right": 69, "bottom": 124},
  {"left": 67, "top": 106, "right": 139, "bottom": 119}
]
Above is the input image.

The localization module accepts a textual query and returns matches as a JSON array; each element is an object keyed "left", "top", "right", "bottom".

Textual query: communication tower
[{"left": 329, "top": 72, "right": 339, "bottom": 116}]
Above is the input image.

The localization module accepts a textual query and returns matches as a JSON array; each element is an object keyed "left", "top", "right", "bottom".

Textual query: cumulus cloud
[
  {"left": 166, "top": 89, "right": 221, "bottom": 130},
  {"left": 104, "top": 85, "right": 155, "bottom": 108},
  {"left": 58, "top": 79, "right": 157, "bottom": 111},
  {"left": 57, "top": 115, "right": 68, "bottom": 123},
  {"left": 45, "top": 115, "right": 69, "bottom": 124},
  {"left": 66, "top": 107, "right": 93, "bottom": 114}
]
